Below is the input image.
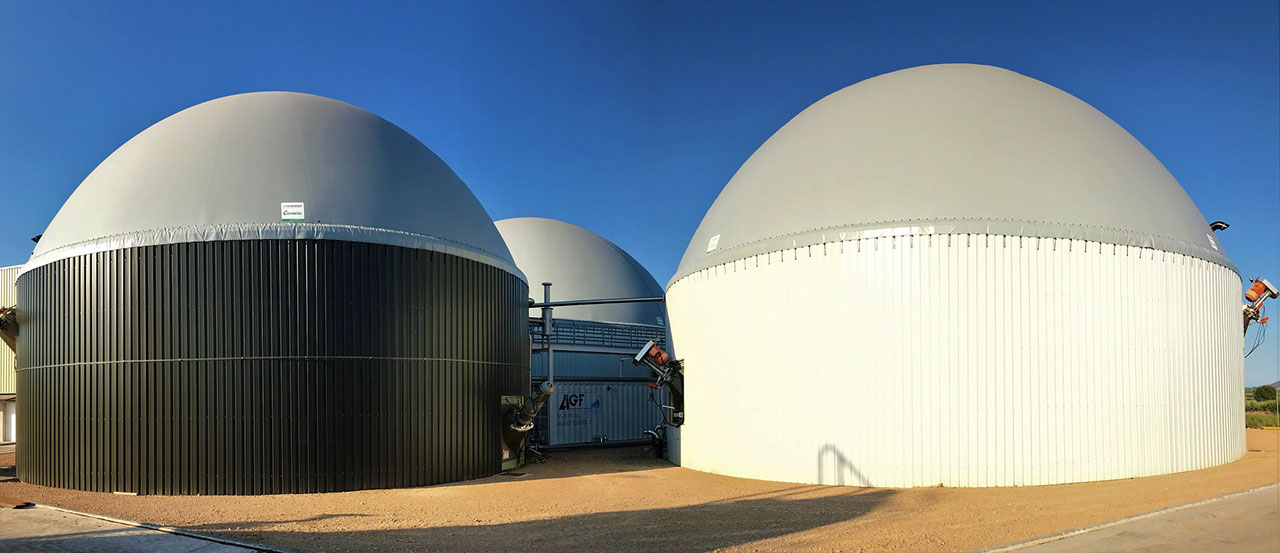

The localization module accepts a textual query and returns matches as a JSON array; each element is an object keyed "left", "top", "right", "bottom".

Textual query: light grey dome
[
  {"left": 26, "top": 91, "right": 520, "bottom": 279},
  {"left": 496, "top": 218, "right": 664, "bottom": 325},
  {"left": 671, "top": 64, "right": 1233, "bottom": 285}
]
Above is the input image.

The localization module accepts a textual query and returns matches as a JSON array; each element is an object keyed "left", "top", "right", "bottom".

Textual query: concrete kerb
[
  {"left": 32, "top": 503, "right": 297, "bottom": 553},
  {"left": 972, "top": 482, "right": 1280, "bottom": 553}
]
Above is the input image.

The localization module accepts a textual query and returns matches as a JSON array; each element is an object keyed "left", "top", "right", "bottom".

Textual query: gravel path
[{"left": 0, "top": 430, "right": 1274, "bottom": 552}]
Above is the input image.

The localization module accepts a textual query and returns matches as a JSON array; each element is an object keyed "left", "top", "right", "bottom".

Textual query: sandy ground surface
[
  {"left": 0, "top": 430, "right": 1275, "bottom": 553},
  {"left": 0, "top": 444, "right": 14, "bottom": 479}
]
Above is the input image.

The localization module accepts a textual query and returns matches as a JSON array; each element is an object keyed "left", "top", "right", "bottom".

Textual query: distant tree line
[{"left": 1254, "top": 385, "right": 1277, "bottom": 402}]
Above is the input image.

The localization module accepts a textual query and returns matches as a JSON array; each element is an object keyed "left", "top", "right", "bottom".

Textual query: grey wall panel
[
  {"left": 531, "top": 351, "right": 653, "bottom": 380},
  {"left": 530, "top": 318, "right": 666, "bottom": 351},
  {"left": 15, "top": 240, "right": 528, "bottom": 495},
  {"left": 528, "top": 318, "right": 667, "bottom": 380},
  {"left": 530, "top": 381, "right": 667, "bottom": 447}
]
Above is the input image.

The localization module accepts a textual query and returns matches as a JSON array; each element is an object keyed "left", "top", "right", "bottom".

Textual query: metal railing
[{"left": 529, "top": 318, "right": 665, "bottom": 350}]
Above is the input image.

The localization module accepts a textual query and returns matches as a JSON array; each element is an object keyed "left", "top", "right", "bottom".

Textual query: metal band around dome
[
  {"left": 20, "top": 222, "right": 528, "bottom": 283},
  {"left": 669, "top": 217, "right": 1237, "bottom": 287}
]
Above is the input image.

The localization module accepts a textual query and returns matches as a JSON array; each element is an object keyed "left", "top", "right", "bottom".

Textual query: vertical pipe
[{"left": 542, "top": 282, "right": 554, "bottom": 384}]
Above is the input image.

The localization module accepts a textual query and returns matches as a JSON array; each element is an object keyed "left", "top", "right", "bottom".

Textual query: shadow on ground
[
  {"left": 195, "top": 487, "right": 897, "bottom": 552},
  {"left": 184, "top": 512, "right": 373, "bottom": 531},
  {"left": 447, "top": 445, "right": 672, "bottom": 485}
]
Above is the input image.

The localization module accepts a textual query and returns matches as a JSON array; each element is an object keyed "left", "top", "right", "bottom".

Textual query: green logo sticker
[{"left": 281, "top": 202, "right": 305, "bottom": 221}]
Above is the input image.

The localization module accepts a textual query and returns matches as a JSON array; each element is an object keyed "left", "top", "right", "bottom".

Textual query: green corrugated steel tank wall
[{"left": 16, "top": 242, "right": 529, "bottom": 495}]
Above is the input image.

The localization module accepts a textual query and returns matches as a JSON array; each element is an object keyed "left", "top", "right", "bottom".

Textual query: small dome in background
[
  {"left": 27, "top": 91, "right": 518, "bottom": 278},
  {"left": 496, "top": 217, "right": 664, "bottom": 326}
]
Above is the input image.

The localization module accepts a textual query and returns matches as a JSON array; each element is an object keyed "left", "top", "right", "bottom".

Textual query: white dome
[
  {"left": 496, "top": 218, "right": 664, "bottom": 325},
  {"left": 27, "top": 91, "right": 519, "bottom": 279},
  {"left": 672, "top": 64, "right": 1232, "bottom": 285},
  {"left": 666, "top": 64, "right": 1243, "bottom": 488}
]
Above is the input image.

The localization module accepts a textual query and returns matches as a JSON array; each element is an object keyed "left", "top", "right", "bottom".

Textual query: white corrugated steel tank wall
[
  {"left": 0, "top": 264, "right": 17, "bottom": 443},
  {"left": 668, "top": 235, "right": 1242, "bottom": 487}
]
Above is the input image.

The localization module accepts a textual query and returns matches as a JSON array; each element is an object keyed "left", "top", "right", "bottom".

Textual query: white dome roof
[
  {"left": 496, "top": 218, "right": 664, "bottom": 325},
  {"left": 672, "top": 64, "right": 1232, "bottom": 285},
  {"left": 26, "top": 92, "right": 519, "bottom": 279}
]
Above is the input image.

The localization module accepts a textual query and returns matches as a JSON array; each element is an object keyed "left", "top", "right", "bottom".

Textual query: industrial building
[
  {"left": 666, "top": 64, "right": 1243, "bottom": 487},
  {"left": 495, "top": 218, "right": 668, "bottom": 447},
  {"left": 0, "top": 264, "right": 17, "bottom": 443},
  {"left": 16, "top": 92, "right": 530, "bottom": 494}
]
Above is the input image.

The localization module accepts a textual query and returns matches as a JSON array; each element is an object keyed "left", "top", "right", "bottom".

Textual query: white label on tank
[
  {"left": 706, "top": 234, "right": 720, "bottom": 253},
  {"left": 281, "top": 202, "right": 305, "bottom": 221},
  {"left": 1206, "top": 233, "right": 1218, "bottom": 250}
]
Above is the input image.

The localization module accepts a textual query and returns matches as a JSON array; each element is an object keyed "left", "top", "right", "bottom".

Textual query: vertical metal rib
[{"left": 15, "top": 239, "right": 529, "bottom": 494}]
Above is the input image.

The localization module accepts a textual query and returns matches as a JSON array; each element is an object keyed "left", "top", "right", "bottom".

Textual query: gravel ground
[
  {"left": 0, "top": 430, "right": 1275, "bottom": 553},
  {"left": 0, "top": 449, "right": 13, "bottom": 478}
]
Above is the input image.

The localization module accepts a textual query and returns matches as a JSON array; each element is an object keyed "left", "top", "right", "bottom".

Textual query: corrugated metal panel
[
  {"left": 530, "top": 318, "right": 666, "bottom": 350},
  {"left": 530, "top": 381, "right": 668, "bottom": 447},
  {"left": 15, "top": 240, "right": 529, "bottom": 494},
  {"left": 0, "top": 265, "right": 17, "bottom": 396},
  {"left": 527, "top": 318, "right": 667, "bottom": 379},
  {"left": 531, "top": 351, "right": 653, "bottom": 380},
  {"left": 668, "top": 235, "right": 1243, "bottom": 488}
]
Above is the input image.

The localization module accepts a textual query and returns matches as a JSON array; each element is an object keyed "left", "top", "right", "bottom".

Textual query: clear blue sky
[{"left": 1, "top": 1, "right": 1276, "bottom": 385}]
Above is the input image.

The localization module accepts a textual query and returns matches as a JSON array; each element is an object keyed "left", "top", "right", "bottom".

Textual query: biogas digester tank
[
  {"left": 17, "top": 92, "right": 529, "bottom": 494},
  {"left": 666, "top": 65, "right": 1243, "bottom": 488}
]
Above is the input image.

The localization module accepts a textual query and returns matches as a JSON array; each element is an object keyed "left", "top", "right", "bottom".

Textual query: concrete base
[
  {"left": 998, "top": 485, "right": 1280, "bottom": 553},
  {"left": 0, "top": 506, "right": 257, "bottom": 552}
]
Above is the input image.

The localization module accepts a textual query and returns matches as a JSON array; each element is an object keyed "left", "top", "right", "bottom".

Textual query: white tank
[{"left": 667, "top": 64, "right": 1243, "bottom": 488}]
